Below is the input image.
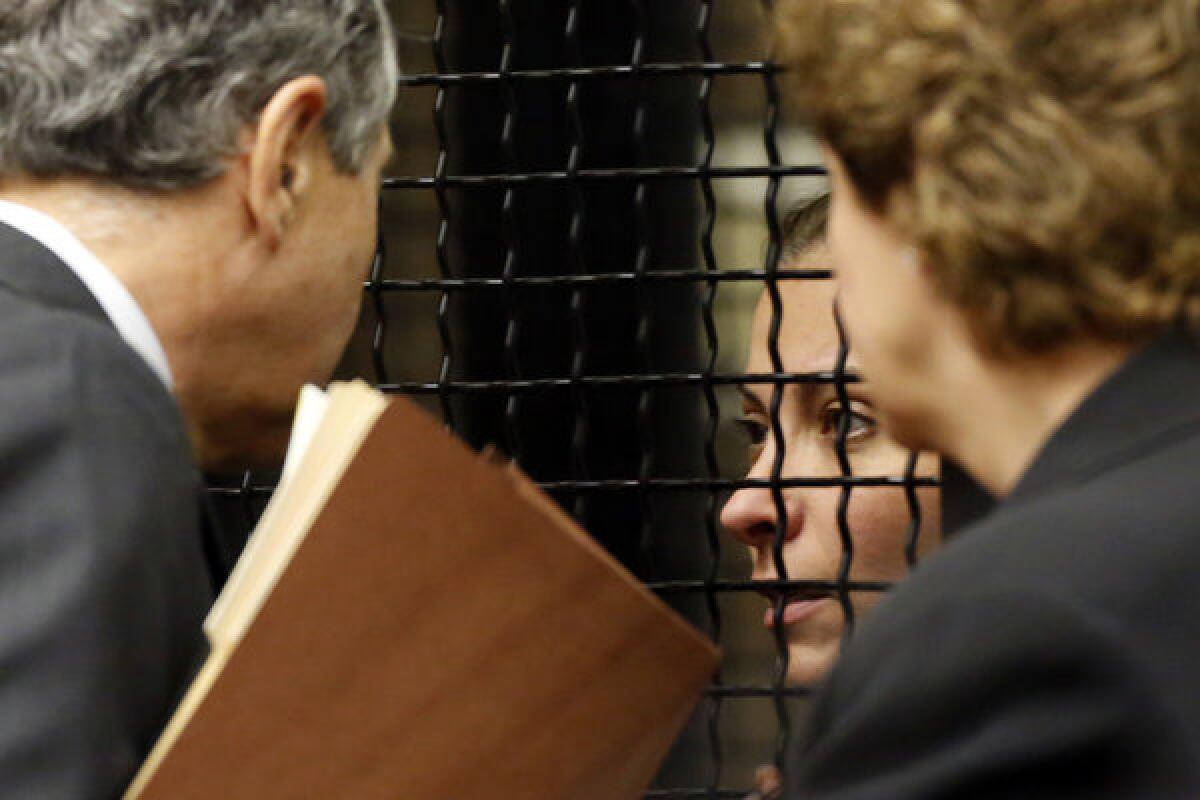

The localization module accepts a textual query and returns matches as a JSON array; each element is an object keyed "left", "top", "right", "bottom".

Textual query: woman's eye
[
  {"left": 821, "top": 405, "right": 875, "bottom": 441},
  {"left": 736, "top": 417, "right": 769, "bottom": 447}
]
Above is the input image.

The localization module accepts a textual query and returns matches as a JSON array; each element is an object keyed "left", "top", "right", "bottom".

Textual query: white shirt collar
[{"left": 0, "top": 200, "right": 174, "bottom": 390}]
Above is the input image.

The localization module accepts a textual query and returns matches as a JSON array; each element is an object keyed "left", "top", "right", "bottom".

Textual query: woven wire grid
[{"left": 215, "top": 2, "right": 937, "bottom": 797}]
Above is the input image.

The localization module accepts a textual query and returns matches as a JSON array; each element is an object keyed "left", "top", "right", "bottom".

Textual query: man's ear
[{"left": 244, "top": 76, "right": 328, "bottom": 249}]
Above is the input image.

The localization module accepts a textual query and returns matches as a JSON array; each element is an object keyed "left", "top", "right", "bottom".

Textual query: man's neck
[
  {"left": 936, "top": 338, "right": 1143, "bottom": 498},
  {"left": 0, "top": 178, "right": 257, "bottom": 464},
  {"left": 0, "top": 176, "right": 237, "bottom": 352}
]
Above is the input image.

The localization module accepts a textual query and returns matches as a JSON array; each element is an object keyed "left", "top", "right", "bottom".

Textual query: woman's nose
[{"left": 720, "top": 480, "right": 803, "bottom": 551}]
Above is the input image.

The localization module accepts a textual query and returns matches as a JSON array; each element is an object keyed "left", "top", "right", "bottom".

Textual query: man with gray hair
[{"left": 0, "top": 2, "right": 397, "bottom": 796}]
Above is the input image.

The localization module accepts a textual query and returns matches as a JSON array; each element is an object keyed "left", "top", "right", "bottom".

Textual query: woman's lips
[{"left": 763, "top": 595, "right": 831, "bottom": 629}]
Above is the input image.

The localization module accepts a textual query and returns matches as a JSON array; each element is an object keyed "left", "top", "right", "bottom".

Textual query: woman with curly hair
[{"left": 768, "top": 0, "right": 1200, "bottom": 796}]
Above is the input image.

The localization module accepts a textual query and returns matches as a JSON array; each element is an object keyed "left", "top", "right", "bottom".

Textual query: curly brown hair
[{"left": 773, "top": 0, "right": 1200, "bottom": 353}]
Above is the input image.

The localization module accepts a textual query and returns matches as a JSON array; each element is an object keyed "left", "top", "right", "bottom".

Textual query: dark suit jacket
[
  {"left": 0, "top": 222, "right": 215, "bottom": 798},
  {"left": 790, "top": 328, "right": 1200, "bottom": 798}
]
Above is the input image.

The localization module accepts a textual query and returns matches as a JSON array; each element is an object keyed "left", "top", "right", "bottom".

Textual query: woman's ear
[{"left": 243, "top": 76, "right": 329, "bottom": 249}]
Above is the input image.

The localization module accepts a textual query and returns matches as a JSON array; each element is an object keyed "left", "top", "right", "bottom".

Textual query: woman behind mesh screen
[
  {"left": 767, "top": 0, "right": 1200, "bottom": 796},
  {"left": 722, "top": 194, "right": 941, "bottom": 688}
]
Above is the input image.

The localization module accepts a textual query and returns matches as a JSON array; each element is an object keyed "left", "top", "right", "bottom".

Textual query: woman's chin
[{"left": 785, "top": 640, "right": 841, "bottom": 688}]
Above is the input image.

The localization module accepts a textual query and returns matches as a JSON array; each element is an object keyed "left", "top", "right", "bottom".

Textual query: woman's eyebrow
[{"left": 739, "top": 385, "right": 767, "bottom": 413}]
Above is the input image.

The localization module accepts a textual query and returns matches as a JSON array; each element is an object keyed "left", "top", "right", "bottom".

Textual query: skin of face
[
  {"left": 720, "top": 246, "right": 941, "bottom": 686},
  {"left": 169, "top": 79, "right": 394, "bottom": 470},
  {"left": 819, "top": 146, "right": 970, "bottom": 454}
]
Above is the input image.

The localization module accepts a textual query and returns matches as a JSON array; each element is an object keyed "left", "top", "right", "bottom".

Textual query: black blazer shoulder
[
  {"left": 0, "top": 221, "right": 214, "bottom": 799},
  {"left": 792, "top": 330, "right": 1200, "bottom": 799}
]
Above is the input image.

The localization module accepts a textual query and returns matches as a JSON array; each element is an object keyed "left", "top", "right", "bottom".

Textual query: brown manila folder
[{"left": 125, "top": 381, "right": 720, "bottom": 800}]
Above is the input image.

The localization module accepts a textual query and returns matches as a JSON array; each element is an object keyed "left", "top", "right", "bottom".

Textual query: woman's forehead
[{"left": 748, "top": 278, "right": 843, "bottom": 373}]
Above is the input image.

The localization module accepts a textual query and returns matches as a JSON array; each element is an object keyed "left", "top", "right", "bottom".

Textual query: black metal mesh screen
[{"left": 208, "top": 2, "right": 941, "bottom": 796}]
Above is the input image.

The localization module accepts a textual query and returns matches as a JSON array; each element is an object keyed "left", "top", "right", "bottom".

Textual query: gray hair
[{"left": 0, "top": 1, "right": 398, "bottom": 191}]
